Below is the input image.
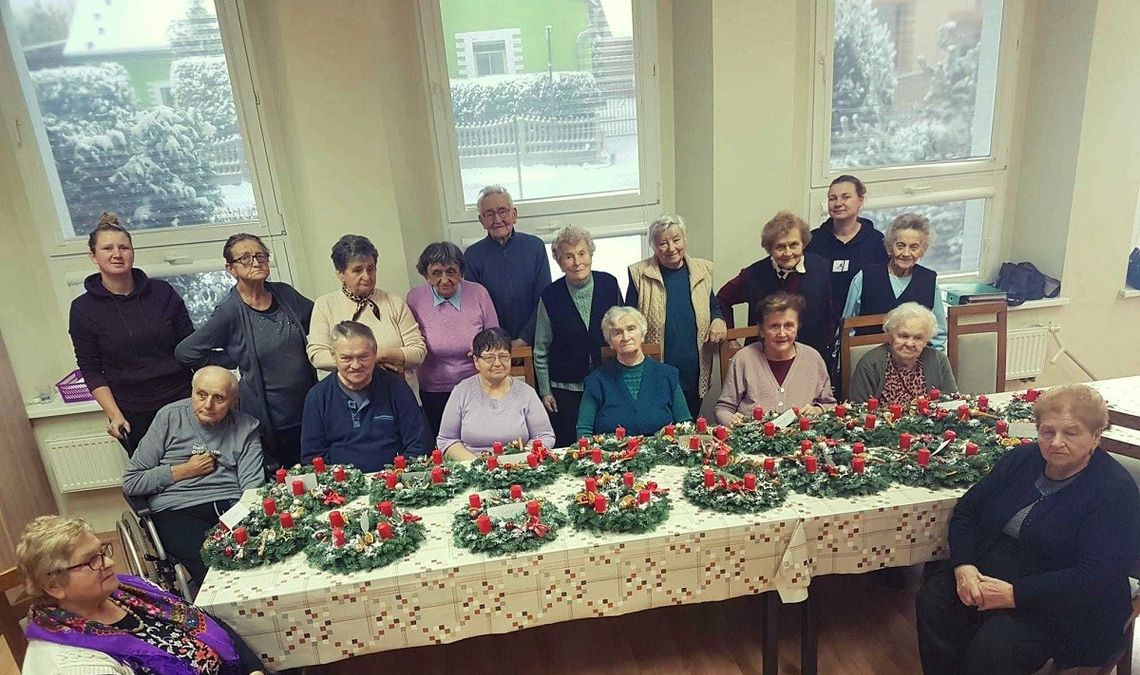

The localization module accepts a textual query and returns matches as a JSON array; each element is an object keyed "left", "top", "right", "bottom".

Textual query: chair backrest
[
  {"left": 601, "top": 343, "right": 663, "bottom": 362},
  {"left": 719, "top": 326, "right": 762, "bottom": 383},
  {"left": 0, "top": 567, "right": 30, "bottom": 667},
  {"left": 509, "top": 345, "right": 536, "bottom": 388},
  {"left": 840, "top": 313, "right": 891, "bottom": 400},
  {"left": 947, "top": 302, "right": 1008, "bottom": 394}
]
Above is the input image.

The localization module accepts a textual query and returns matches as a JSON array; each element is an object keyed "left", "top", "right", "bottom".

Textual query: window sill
[
  {"left": 25, "top": 398, "right": 102, "bottom": 420},
  {"left": 1007, "top": 297, "right": 1070, "bottom": 312},
  {"left": 1119, "top": 288, "right": 1140, "bottom": 299}
]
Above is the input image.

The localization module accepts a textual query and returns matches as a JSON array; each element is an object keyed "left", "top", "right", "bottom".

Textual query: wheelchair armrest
[{"left": 123, "top": 492, "right": 153, "bottom": 518}]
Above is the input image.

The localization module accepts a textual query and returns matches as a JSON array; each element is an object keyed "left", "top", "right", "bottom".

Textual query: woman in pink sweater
[{"left": 715, "top": 292, "right": 835, "bottom": 426}]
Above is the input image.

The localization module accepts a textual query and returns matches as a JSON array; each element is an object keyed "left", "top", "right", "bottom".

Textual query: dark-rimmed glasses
[
  {"left": 232, "top": 252, "right": 271, "bottom": 267},
  {"left": 56, "top": 542, "right": 113, "bottom": 574}
]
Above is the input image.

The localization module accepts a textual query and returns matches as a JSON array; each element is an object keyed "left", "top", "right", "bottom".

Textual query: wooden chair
[
  {"left": 509, "top": 345, "right": 536, "bottom": 388},
  {"left": 839, "top": 313, "right": 891, "bottom": 400},
  {"left": 719, "top": 326, "right": 761, "bottom": 383},
  {"left": 601, "top": 342, "right": 663, "bottom": 362},
  {"left": 947, "top": 302, "right": 1008, "bottom": 394},
  {"left": 0, "top": 567, "right": 31, "bottom": 667}
]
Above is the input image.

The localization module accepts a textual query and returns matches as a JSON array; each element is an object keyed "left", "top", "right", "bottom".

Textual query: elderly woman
[
  {"left": 437, "top": 328, "right": 555, "bottom": 457},
  {"left": 176, "top": 233, "right": 315, "bottom": 468},
  {"left": 406, "top": 242, "right": 499, "bottom": 436},
  {"left": 69, "top": 212, "right": 193, "bottom": 455},
  {"left": 626, "top": 214, "right": 726, "bottom": 418},
  {"left": 848, "top": 302, "right": 956, "bottom": 405},
  {"left": 307, "top": 234, "right": 427, "bottom": 375},
  {"left": 717, "top": 211, "right": 834, "bottom": 373},
  {"left": 534, "top": 225, "right": 624, "bottom": 447},
  {"left": 916, "top": 385, "right": 1140, "bottom": 674},
  {"left": 17, "top": 515, "right": 266, "bottom": 674},
  {"left": 842, "top": 212, "right": 946, "bottom": 349},
  {"left": 716, "top": 292, "right": 835, "bottom": 425},
  {"left": 576, "top": 306, "right": 692, "bottom": 437}
]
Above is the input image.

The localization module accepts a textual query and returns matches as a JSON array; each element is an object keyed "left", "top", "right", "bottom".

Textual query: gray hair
[
  {"left": 416, "top": 241, "right": 465, "bottom": 276},
  {"left": 884, "top": 213, "right": 933, "bottom": 249},
  {"left": 882, "top": 302, "right": 937, "bottom": 339},
  {"left": 600, "top": 305, "right": 648, "bottom": 338},
  {"left": 647, "top": 213, "right": 687, "bottom": 245},
  {"left": 1034, "top": 384, "right": 1109, "bottom": 435},
  {"left": 476, "top": 184, "right": 514, "bottom": 213},
  {"left": 191, "top": 366, "right": 238, "bottom": 395},
  {"left": 330, "top": 320, "right": 378, "bottom": 351},
  {"left": 330, "top": 235, "right": 378, "bottom": 272},
  {"left": 551, "top": 224, "right": 596, "bottom": 261}
]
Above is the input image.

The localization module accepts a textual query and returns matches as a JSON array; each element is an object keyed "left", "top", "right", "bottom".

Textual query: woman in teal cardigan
[{"left": 576, "top": 306, "right": 692, "bottom": 438}]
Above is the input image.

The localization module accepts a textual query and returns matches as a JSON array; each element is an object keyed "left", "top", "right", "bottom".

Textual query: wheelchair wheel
[
  {"left": 174, "top": 562, "right": 196, "bottom": 601},
  {"left": 116, "top": 511, "right": 157, "bottom": 582}
]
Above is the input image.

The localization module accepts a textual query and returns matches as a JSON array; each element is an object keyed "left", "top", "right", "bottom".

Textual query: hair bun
[{"left": 97, "top": 211, "right": 120, "bottom": 226}]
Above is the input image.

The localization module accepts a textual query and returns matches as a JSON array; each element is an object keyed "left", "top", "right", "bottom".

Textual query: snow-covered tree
[
  {"left": 171, "top": 56, "right": 240, "bottom": 138},
  {"left": 167, "top": 0, "right": 224, "bottom": 57},
  {"left": 830, "top": 0, "right": 897, "bottom": 137}
]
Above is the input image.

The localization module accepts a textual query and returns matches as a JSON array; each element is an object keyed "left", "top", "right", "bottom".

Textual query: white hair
[
  {"left": 191, "top": 365, "right": 238, "bottom": 394},
  {"left": 600, "top": 305, "right": 648, "bottom": 337},
  {"left": 647, "top": 213, "right": 687, "bottom": 245},
  {"left": 551, "top": 224, "right": 596, "bottom": 261},
  {"left": 476, "top": 185, "right": 514, "bottom": 213},
  {"left": 883, "top": 302, "right": 937, "bottom": 339}
]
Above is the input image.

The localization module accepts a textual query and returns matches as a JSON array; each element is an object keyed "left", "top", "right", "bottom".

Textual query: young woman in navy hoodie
[{"left": 68, "top": 213, "right": 194, "bottom": 455}]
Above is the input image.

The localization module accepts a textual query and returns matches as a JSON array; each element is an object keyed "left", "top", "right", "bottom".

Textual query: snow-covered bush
[
  {"left": 451, "top": 72, "right": 604, "bottom": 125},
  {"left": 171, "top": 56, "right": 239, "bottom": 138}
]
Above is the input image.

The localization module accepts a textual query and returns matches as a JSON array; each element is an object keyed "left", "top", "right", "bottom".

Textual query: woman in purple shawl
[{"left": 17, "top": 515, "right": 265, "bottom": 675}]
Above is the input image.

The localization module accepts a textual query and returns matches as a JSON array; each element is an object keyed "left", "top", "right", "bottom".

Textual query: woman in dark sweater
[
  {"left": 68, "top": 212, "right": 193, "bottom": 455},
  {"left": 175, "top": 234, "right": 315, "bottom": 468},
  {"left": 916, "top": 384, "right": 1140, "bottom": 674}
]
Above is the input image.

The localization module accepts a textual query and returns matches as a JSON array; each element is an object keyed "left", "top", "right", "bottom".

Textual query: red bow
[
  {"left": 530, "top": 445, "right": 552, "bottom": 462},
  {"left": 402, "top": 512, "right": 422, "bottom": 523},
  {"left": 322, "top": 490, "right": 347, "bottom": 506},
  {"left": 525, "top": 516, "right": 550, "bottom": 537}
]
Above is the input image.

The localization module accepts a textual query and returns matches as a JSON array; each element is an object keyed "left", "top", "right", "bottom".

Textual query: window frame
[{"left": 417, "top": 0, "right": 663, "bottom": 241}]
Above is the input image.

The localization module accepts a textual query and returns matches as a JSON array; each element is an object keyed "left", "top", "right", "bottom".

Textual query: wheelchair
[{"left": 117, "top": 493, "right": 196, "bottom": 601}]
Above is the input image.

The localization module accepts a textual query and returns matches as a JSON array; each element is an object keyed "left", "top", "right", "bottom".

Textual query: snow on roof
[{"left": 63, "top": 0, "right": 216, "bottom": 57}]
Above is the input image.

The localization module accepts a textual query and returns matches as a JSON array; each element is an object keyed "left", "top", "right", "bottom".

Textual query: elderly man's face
[
  {"left": 478, "top": 193, "right": 517, "bottom": 243},
  {"left": 335, "top": 336, "right": 378, "bottom": 391},
  {"left": 191, "top": 374, "right": 237, "bottom": 425}
]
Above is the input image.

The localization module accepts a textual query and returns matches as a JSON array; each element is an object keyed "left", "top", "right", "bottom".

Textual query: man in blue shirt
[
  {"left": 300, "top": 321, "right": 429, "bottom": 472},
  {"left": 463, "top": 185, "right": 552, "bottom": 345}
]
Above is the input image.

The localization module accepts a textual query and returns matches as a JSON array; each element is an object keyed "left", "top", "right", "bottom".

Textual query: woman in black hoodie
[{"left": 68, "top": 213, "right": 194, "bottom": 455}]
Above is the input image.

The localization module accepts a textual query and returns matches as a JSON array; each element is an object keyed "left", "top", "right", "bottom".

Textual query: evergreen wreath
[
  {"left": 452, "top": 488, "right": 569, "bottom": 556},
  {"left": 200, "top": 516, "right": 306, "bottom": 571},
  {"left": 776, "top": 447, "right": 891, "bottom": 498},
  {"left": 467, "top": 441, "right": 563, "bottom": 489},
  {"left": 682, "top": 460, "right": 787, "bottom": 513},
  {"left": 567, "top": 471, "right": 671, "bottom": 534},
  {"left": 564, "top": 434, "right": 661, "bottom": 476},
  {"left": 659, "top": 434, "right": 730, "bottom": 467},
  {"left": 288, "top": 462, "right": 368, "bottom": 498},
  {"left": 258, "top": 480, "right": 354, "bottom": 517},
  {"left": 368, "top": 461, "right": 466, "bottom": 507},
  {"left": 879, "top": 444, "right": 995, "bottom": 489},
  {"left": 303, "top": 504, "right": 425, "bottom": 574}
]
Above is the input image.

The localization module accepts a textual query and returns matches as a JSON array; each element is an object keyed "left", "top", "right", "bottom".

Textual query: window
[
  {"left": 422, "top": 0, "right": 661, "bottom": 240},
  {"left": 811, "top": 0, "right": 1021, "bottom": 279}
]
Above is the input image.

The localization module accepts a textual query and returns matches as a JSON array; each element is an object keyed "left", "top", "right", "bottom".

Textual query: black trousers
[
  {"left": 119, "top": 409, "right": 161, "bottom": 457},
  {"left": 263, "top": 424, "right": 302, "bottom": 470},
  {"left": 682, "top": 388, "right": 704, "bottom": 421},
  {"left": 150, "top": 499, "right": 237, "bottom": 592},
  {"left": 916, "top": 559, "right": 1052, "bottom": 675},
  {"left": 420, "top": 390, "right": 452, "bottom": 440},
  {"left": 549, "top": 387, "right": 584, "bottom": 448}
]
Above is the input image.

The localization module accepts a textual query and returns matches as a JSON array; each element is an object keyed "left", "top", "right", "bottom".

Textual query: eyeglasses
[
  {"left": 477, "top": 353, "right": 512, "bottom": 365},
  {"left": 56, "top": 542, "right": 113, "bottom": 574},
  {"left": 481, "top": 207, "right": 513, "bottom": 221},
  {"left": 232, "top": 253, "right": 271, "bottom": 266}
]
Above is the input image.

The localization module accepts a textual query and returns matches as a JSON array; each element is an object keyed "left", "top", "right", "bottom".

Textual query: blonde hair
[
  {"left": 16, "top": 515, "right": 95, "bottom": 599},
  {"left": 1034, "top": 384, "right": 1109, "bottom": 435}
]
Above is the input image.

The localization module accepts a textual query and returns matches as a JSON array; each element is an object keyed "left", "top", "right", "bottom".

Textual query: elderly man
[
  {"left": 300, "top": 320, "right": 430, "bottom": 472},
  {"left": 122, "top": 366, "right": 266, "bottom": 586},
  {"left": 463, "top": 184, "right": 551, "bottom": 344}
]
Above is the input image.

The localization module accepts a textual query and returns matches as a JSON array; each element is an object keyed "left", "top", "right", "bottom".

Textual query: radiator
[
  {"left": 1005, "top": 327, "right": 1050, "bottom": 380},
  {"left": 44, "top": 433, "right": 127, "bottom": 493}
]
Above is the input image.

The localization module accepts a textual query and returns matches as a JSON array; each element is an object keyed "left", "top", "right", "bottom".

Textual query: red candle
[
  {"left": 532, "top": 439, "right": 543, "bottom": 451},
  {"left": 716, "top": 448, "right": 728, "bottom": 467},
  {"left": 889, "top": 403, "right": 903, "bottom": 419},
  {"left": 996, "top": 419, "right": 1009, "bottom": 435},
  {"left": 431, "top": 448, "right": 444, "bottom": 465},
  {"left": 835, "top": 404, "right": 847, "bottom": 418},
  {"left": 753, "top": 405, "right": 765, "bottom": 420},
  {"left": 469, "top": 493, "right": 482, "bottom": 509},
  {"left": 527, "top": 454, "right": 539, "bottom": 468},
  {"left": 332, "top": 527, "right": 345, "bottom": 547},
  {"left": 578, "top": 438, "right": 589, "bottom": 448},
  {"left": 384, "top": 472, "right": 398, "bottom": 489},
  {"left": 664, "top": 424, "right": 676, "bottom": 436},
  {"left": 312, "top": 457, "right": 326, "bottom": 474},
  {"left": 1025, "top": 388, "right": 1038, "bottom": 402},
  {"left": 279, "top": 512, "right": 294, "bottom": 529},
  {"left": 867, "top": 397, "right": 879, "bottom": 412},
  {"left": 493, "top": 441, "right": 504, "bottom": 455},
  {"left": 233, "top": 526, "right": 248, "bottom": 544},
  {"left": 763, "top": 422, "right": 775, "bottom": 437},
  {"left": 977, "top": 395, "right": 989, "bottom": 411},
  {"left": 703, "top": 469, "right": 715, "bottom": 488},
  {"left": 917, "top": 398, "right": 930, "bottom": 414},
  {"left": 591, "top": 448, "right": 603, "bottom": 463},
  {"left": 291, "top": 479, "right": 305, "bottom": 496},
  {"left": 527, "top": 500, "right": 541, "bottom": 517},
  {"left": 510, "top": 484, "right": 523, "bottom": 499},
  {"left": 763, "top": 457, "right": 776, "bottom": 473},
  {"left": 929, "top": 388, "right": 941, "bottom": 400},
  {"left": 853, "top": 442, "right": 865, "bottom": 454},
  {"left": 638, "top": 489, "right": 651, "bottom": 504},
  {"left": 378, "top": 500, "right": 394, "bottom": 517},
  {"left": 333, "top": 466, "right": 347, "bottom": 482},
  {"left": 476, "top": 514, "right": 492, "bottom": 534},
  {"left": 594, "top": 494, "right": 607, "bottom": 513},
  {"left": 958, "top": 404, "right": 970, "bottom": 421},
  {"left": 852, "top": 456, "right": 865, "bottom": 474},
  {"left": 696, "top": 417, "right": 708, "bottom": 434},
  {"left": 743, "top": 473, "right": 757, "bottom": 490},
  {"left": 329, "top": 510, "right": 345, "bottom": 528},
  {"left": 615, "top": 426, "right": 626, "bottom": 440},
  {"left": 965, "top": 442, "right": 979, "bottom": 456},
  {"left": 393, "top": 455, "right": 406, "bottom": 470},
  {"left": 486, "top": 455, "right": 499, "bottom": 470},
  {"left": 376, "top": 522, "right": 393, "bottom": 540},
  {"left": 804, "top": 455, "right": 818, "bottom": 473},
  {"left": 899, "top": 432, "right": 912, "bottom": 450},
  {"left": 865, "top": 414, "right": 877, "bottom": 429},
  {"left": 689, "top": 436, "right": 700, "bottom": 450},
  {"left": 714, "top": 425, "right": 728, "bottom": 441},
  {"left": 262, "top": 498, "right": 277, "bottom": 516},
  {"left": 944, "top": 430, "right": 957, "bottom": 441},
  {"left": 431, "top": 467, "right": 444, "bottom": 484},
  {"left": 623, "top": 471, "right": 635, "bottom": 488},
  {"left": 585, "top": 477, "right": 597, "bottom": 493},
  {"left": 800, "top": 439, "right": 813, "bottom": 453},
  {"left": 917, "top": 448, "right": 931, "bottom": 467},
  {"left": 275, "top": 468, "right": 287, "bottom": 484},
  {"left": 799, "top": 416, "right": 811, "bottom": 431},
  {"left": 628, "top": 438, "right": 640, "bottom": 453}
]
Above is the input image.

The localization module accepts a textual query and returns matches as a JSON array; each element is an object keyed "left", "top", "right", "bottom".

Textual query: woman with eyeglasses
[
  {"left": 18, "top": 515, "right": 267, "bottom": 675},
  {"left": 406, "top": 242, "right": 499, "bottom": 436},
  {"left": 436, "top": 327, "right": 554, "bottom": 458},
  {"left": 176, "top": 233, "right": 315, "bottom": 469}
]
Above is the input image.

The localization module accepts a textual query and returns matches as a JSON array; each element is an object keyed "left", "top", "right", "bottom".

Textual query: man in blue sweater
[{"left": 300, "top": 321, "right": 429, "bottom": 472}]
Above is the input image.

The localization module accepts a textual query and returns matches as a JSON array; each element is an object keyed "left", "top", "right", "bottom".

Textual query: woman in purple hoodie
[{"left": 68, "top": 213, "right": 194, "bottom": 456}]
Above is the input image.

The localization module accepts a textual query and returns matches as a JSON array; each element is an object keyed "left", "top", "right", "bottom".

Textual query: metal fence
[
  {"left": 599, "top": 96, "right": 637, "bottom": 138},
  {"left": 207, "top": 135, "right": 247, "bottom": 184}
]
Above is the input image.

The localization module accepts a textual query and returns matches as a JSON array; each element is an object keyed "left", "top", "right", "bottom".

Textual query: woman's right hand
[
  {"left": 542, "top": 394, "right": 558, "bottom": 413},
  {"left": 107, "top": 413, "right": 130, "bottom": 440},
  {"left": 953, "top": 564, "right": 984, "bottom": 607}
]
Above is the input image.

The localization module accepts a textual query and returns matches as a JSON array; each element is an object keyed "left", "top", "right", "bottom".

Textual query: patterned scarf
[
  {"left": 342, "top": 284, "right": 381, "bottom": 322},
  {"left": 881, "top": 356, "right": 926, "bottom": 406},
  {"left": 25, "top": 575, "right": 241, "bottom": 675}
]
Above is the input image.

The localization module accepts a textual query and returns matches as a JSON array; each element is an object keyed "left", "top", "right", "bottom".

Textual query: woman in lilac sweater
[
  {"left": 437, "top": 328, "right": 555, "bottom": 457},
  {"left": 406, "top": 242, "right": 499, "bottom": 436}
]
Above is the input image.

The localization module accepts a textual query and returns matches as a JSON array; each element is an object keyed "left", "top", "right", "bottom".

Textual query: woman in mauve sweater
[{"left": 715, "top": 292, "right": 835, "bottom": 426}]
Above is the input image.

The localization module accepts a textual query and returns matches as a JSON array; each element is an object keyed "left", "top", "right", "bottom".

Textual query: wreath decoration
[
  {"left": 281, "top": 459, "right": 368, "bottom": 499},
  {"left": 258, "top": 479, "right": 355, "bottom": 517},
  {"left": 567, "top": 471, "right": 671, "bottom": 534},
  {"left": 682, "top": 459, "right": 787, "bottom": 513},
  {"left": 303, "top": 503, "right": 425, "bottom": 574},
  {"left": 368, "top": 456, "right": 466, "bottom": 507},
  {"left": 200, "top": 497, "right": 308, "bottom": 571},
  {"left": 659, "top": 434, "right": 732, "bottom": 467},
  {"left": 774, "top": 441, "right": 891, "bottom": 498},
  {"left": 879, "top": 443, "right": 995, "bottom": 489},
  {"left": 564, "top": 434, "right": 660, "bottom": 475},
  {"left": 468, "top": 441, "right": 562, "bottom": 490},
  {"left": 452, "top": 487, "right": 569, "bottom": 555}
]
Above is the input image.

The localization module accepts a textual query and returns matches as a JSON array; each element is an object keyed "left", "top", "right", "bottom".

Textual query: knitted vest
[
  {"left": 627, "top": 256, "right": 716, "bottom": 396},
  {"left": 541, "top": 272, "right": 623, "bottom": 383},
  {"left": 584, "top": 359, "right": 681, "bottom": 436},
  {"left": 860, "top": 264, "right": 937, "bottom": 315},
  {"left": 741, "top": 252, "right": 832, "bottom": 357}
]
